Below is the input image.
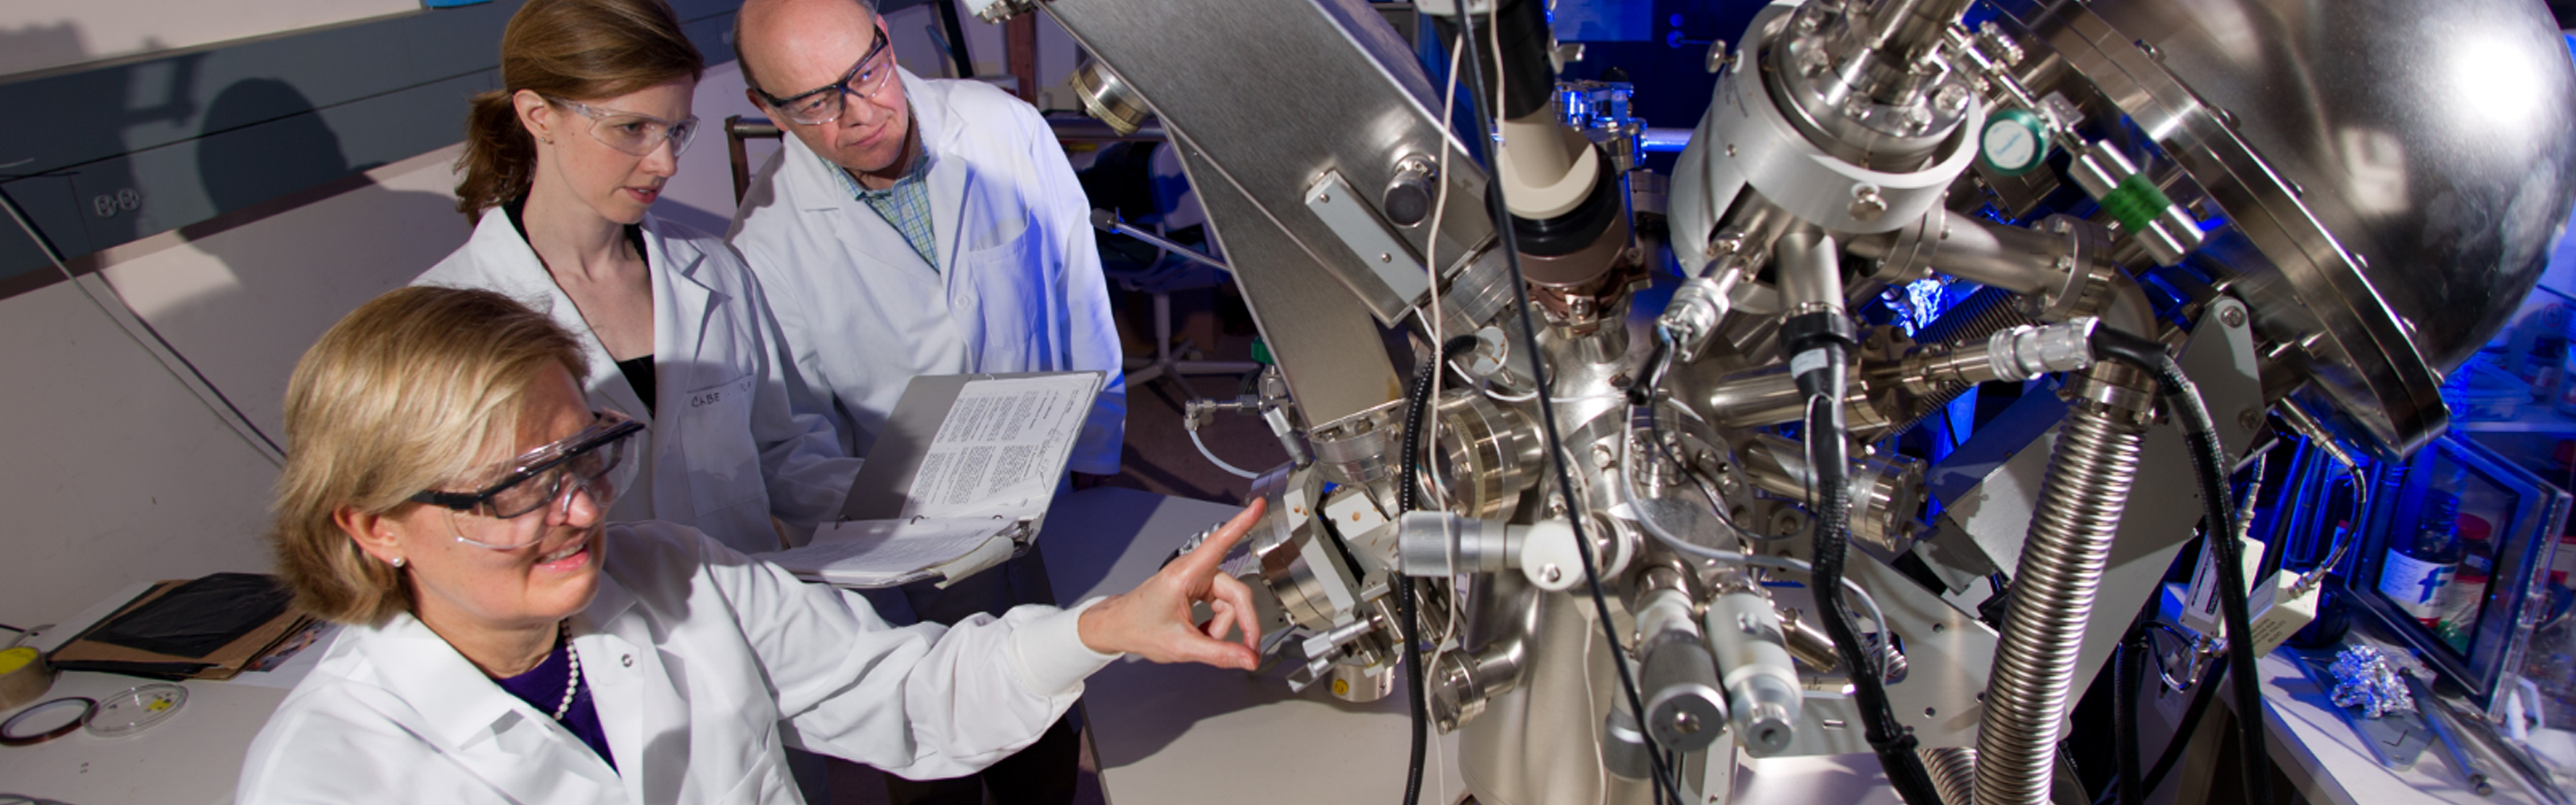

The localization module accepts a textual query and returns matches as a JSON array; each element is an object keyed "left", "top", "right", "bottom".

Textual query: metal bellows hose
[
  {"left": 1920, "top": 746, "right": 1979, "bottom": 805},
  {"left": 1971, "top": 370, "right": 2149, "bottom": 805}
]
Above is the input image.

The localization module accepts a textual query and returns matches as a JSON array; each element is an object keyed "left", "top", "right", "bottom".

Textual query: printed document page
[{"left": 898, "top": 374, "right": 1097, "bottom": 520}]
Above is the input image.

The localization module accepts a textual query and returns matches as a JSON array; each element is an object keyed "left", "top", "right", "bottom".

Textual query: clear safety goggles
[
  {"left": 752, "top": 26, "right": 896, "bottom": 127},
  {"left": 547, "top": 96, "right": 701, "bottom": 159},
  {"left": 409, "top": 411, "right": 644, "bottom": 550}
]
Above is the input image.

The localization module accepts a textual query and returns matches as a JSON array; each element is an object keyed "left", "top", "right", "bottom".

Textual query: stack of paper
[{"left": 762, "top": 372, "right": 1103, "bottom": 588}]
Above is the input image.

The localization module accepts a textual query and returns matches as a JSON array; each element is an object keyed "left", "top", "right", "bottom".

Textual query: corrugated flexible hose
[
  {"left": 1971, "top": 369, "right": 2149, "bottom": 805},
  {"left": 1921, "top": 745, "right": 1979, "bottom": 805}
]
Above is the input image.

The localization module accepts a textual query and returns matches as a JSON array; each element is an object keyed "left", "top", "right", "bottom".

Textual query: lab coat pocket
[
  {"left": 679, "top": 371, "right": 764, "bottom": 517},
  {"left": 959, "top": 231, "right": 1049, "bottom": 370}
]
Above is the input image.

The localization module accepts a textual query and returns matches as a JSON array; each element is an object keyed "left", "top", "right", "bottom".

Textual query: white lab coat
[
  {"left": 416, "top": 213, "right": 861, "bottom": 552},
  {"left": 235, "top": 521, "right": 1115, "bottom": 804},
  {"left": 729, "top": 68, "right": 1127, "bottom": 476}
]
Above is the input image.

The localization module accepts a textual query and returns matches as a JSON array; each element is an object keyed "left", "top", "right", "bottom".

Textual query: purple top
[{"left": 493, "top": 635, "right": 615, "bottom": 771}]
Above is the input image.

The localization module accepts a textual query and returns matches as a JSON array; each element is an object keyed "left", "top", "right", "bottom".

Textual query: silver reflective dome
[{"left": 2006, "top": 0, "right": 2576, "bottom": 455}]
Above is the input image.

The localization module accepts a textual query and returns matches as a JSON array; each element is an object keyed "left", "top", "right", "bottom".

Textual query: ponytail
[{"left": 454, "top": 89, "right": 537, "bottom": 222}]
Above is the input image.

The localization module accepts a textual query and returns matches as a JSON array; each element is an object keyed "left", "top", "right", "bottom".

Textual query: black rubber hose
[
  {"left": 2090, "top": 327, "right": 2273, "bottom": 805},
  {"left": 2114, "top": 624, "right": 2146, "bottom": 805},
  {"left": 1795, "top": 354, "right": 1949, "bottom": 805},
  {"left": 1394, "top": 336, "right": 1475, "bottom": 805},
  {"left": 2091, "top": 656, "right": 2230, "bottom": 805},
  {"left": 1452, "top": 10, "right": 1678, "bottom": 803}
]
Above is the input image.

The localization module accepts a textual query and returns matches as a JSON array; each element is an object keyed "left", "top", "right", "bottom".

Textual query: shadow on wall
[
  {"left": 0, "top": 23, "right": 151, "bottom": 286},
  {"left": 199, "top": 79, "right": 374, "bottom": 211},
  {"left": 97, "top": 76, "right": 472, "bottom": 440}
]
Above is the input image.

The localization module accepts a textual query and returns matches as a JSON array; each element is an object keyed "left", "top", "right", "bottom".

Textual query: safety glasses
[
  {"left": 547, "top": 96, "right": 701, "bottom": 158},
  {"left": 410, "top": 411, "right": 644, "bottom": 550},
  {"left": 752, "top": 26, "right": 896, "bottom": 126}
]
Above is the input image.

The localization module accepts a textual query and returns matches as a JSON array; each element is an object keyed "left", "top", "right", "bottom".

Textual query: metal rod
[{"left": 1088, "top": 209, "right": 1232, "bottom": 272}]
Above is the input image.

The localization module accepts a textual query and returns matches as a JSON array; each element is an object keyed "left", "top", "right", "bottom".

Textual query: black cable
[
  {"left": 2090, "top": 326, "right": 2273, "bottom": 805},
  {"left": 2091, "top": 660, "right": 2230, "bottom": 805},
  {"left": 1393, "top": 336, "right": 1472, "bottom": 805},
  {"left": 2114, "top": 623, "right": 2146, "bottom": 805},
  {"left": 1452, "top": 10, "right": 1678, "bottom": 803},
  {"left": 1793, "top": 355, "right": 1947, "bottom": 805}
]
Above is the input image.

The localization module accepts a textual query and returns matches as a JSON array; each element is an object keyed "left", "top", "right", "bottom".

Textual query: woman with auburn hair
[
  {"left": 237, "top": 286, "right": 1265, "bottom": 803},
  {"left": 418, "top": 0, "right": 851, "bottom": 554}
]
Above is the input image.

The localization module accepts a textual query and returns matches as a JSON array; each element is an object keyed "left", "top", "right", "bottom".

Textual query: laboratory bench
[{"left": 4, "top": 485, "right": 2565, "bottom": 805}]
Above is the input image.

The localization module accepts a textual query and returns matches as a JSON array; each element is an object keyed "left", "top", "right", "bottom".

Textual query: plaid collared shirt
[{"left": 824, "top": 140, "right": 939, "bottom": 273}]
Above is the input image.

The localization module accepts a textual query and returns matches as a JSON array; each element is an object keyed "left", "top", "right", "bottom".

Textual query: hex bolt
[
  {"left": 2219, "top": 306, "right": 2247, "bottom": 328},
  {"left": 1849, "top": 185, "right": 1889, "bottom": 221},
  {"left": 1901, "top": 104, "right": 1932, "bottom": 131},
  {"left": 2239, "top": 409, "right": 2263, "bottom": 431},
  {"left": 1934, "top": 84, "right": 1971, "bottom": 114}
]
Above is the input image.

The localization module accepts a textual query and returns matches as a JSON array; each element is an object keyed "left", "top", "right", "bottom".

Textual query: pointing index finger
[{"left": 1174, "top": 498, "right": 1267, "bottom": 576}]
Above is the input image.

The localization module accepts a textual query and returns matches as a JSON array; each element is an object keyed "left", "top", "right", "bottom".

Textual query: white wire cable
[
  {"left": 1414, "top": 33, "right": 1468, "bottom": 514},
  {"left": 1480, "top": 382, "right": 1539, "bottom": 402},
  {"left": 1190, "top": 427, "right": 1262, "bottom": 479},
  {"left": 1418, "top": 41, "right": 1472, "bottom": 803}
]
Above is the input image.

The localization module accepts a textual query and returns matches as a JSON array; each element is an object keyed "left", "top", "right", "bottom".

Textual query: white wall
[
  {"left": 0, "top": 146, "right": 469, "bottom": 627},
  {"left": 0, "top": 0, "right": 416, "bottom": 79},
  {"left": 0, "top": 7, "right": 1088, "bottom": 625}
]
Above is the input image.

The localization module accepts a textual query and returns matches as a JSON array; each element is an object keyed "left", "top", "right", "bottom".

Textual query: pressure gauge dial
[{"left": 1979, "top": 107, "right": 2052, "bottom": 176}]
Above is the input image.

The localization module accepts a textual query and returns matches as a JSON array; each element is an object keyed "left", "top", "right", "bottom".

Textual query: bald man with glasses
[{"left": 725, "top": 0, "right": 1121, "bottom": 803}]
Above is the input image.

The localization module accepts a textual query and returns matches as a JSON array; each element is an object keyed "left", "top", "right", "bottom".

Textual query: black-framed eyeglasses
[
  {"left": 411, "top": 411, "right": 645, "bottom": 524},
  {"left": 752, "top": 26, "right": 896, "bottom": 126}
]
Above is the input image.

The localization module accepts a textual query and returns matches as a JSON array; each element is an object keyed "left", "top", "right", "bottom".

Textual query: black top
[
  {"left": 617, "top": 356, "right": 657, "bottom": 415},
  {"left": 492, "top": 631, "right": 615, "bottom": 770},
  {"left": 500, "top": 197, "right": 654, "bottom": 413}
]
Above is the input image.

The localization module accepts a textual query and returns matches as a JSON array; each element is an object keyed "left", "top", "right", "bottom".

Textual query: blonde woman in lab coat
[
  {"left": 237, "top": 286, "right": 1266, "bottom": 803},
  {"left": 415, "top": 0, "right": 852, "bottom": 554}
]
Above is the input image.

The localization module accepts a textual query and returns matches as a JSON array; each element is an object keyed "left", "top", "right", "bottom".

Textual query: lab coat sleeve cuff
[{"left": 1008, "top": 597, "right": 1120, "bottom": 696}]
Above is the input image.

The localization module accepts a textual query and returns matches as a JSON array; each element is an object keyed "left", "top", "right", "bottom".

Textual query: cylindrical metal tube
[
  {"left": 1395, "top": 511, "right": 1521, "bottom": 576},
  {"left": 1429, "top": 638, "right": 1525, "bottom": 733},
  {"left": 1849, "top": 213, "right": 2061, "bottom": 297},
  {"left": 1601, "top": 708, "right": 1654, "bottom": 781},
  {"left": 1777, "top": 607, "right": 1843, "bottom": 673},
  {"left": 1705, "top": 588, "right": 1802, "bottom": 756},
  {"left": 1633, "top": 583, "right": 1728, "bottom": 753},
  {"left": 1695, "top": 364, "right": 1892, "bottom": 431},
  {"left": 1919, "top": 215, "right": 2065, "bottom": 295},
  {"left": 1774, "top": 229, "right": 1846, "bottom": 318},
  {"left": 1972, "top": 375, "right": 2149, "bottom": 805}
]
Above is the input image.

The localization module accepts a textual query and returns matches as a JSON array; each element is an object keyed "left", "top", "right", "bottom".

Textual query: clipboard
[
  {"left": 841, "top": 369, "right": 1107, "bottom": 522},
  {"left": 765, "top": 370, "right": 1104, "bottom": 588}
]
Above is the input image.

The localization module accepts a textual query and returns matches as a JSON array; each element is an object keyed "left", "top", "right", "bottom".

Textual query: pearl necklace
[{"left": 552, "top": 625, "right": 582, "bottom": 721}]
